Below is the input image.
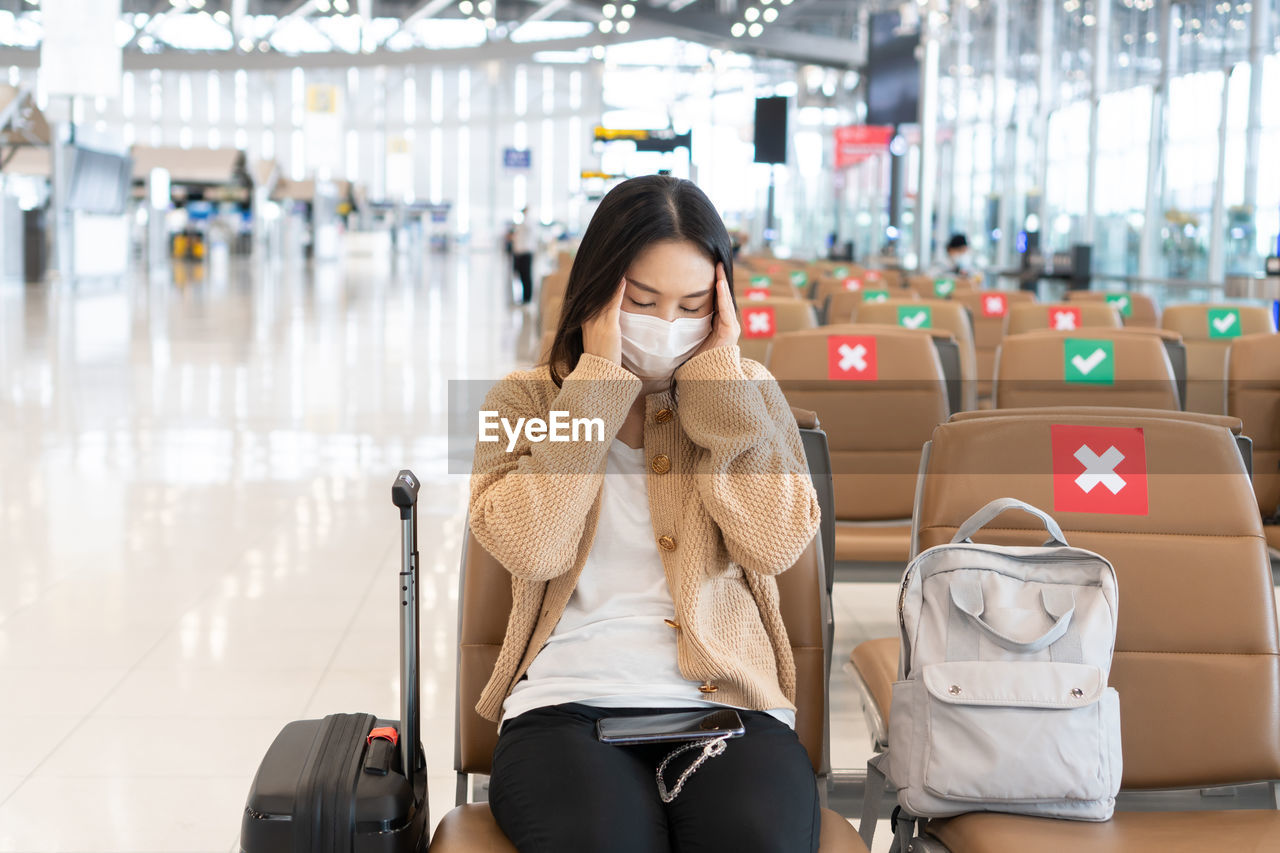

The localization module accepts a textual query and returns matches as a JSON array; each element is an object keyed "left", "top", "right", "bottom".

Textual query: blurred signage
[
  {"left": 41, "top": 0, "right": 122, "bottom": 98},
  {"left": 1265, "top": 255, "right": 1280, "bottom": 276},
  {"left": 306, "top": 85, "right": 343, "bottom": 172},
  {"left": 306, "top": 84, "right": 340, "bottom": 114},
  {"left": 580, "top": 171, "right": 622, "bottom": 180},
  {"left": 408, "top": 201, "right": 452, "bottom": 223},
  {"left": 504, "top": 148, "right": 532, "bottom": 169},
  {"left": 834, "top": 125, "right": 893, "bottom": 169},
  {"left": 593, "top": 127, "right": 692, "bottom": 153}
]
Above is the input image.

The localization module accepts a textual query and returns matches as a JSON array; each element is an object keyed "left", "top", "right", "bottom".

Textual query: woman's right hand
[{"left": 581, "top": 277, "right": 626, "bottom": 365}]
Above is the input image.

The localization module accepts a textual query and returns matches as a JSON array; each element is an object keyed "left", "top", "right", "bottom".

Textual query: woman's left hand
[{"left": 692, "top": 263, "right": 740, "bottom": 358}]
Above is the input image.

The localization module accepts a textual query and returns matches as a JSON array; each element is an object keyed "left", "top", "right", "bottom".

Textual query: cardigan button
[
  {"left": 655, "top": 408, "right": 674, "bottom": 424},
  {"left": 658, "top": 535, "right": 676, "bottom": 551},
  {"left": 650, "top": 454, "right": 671, "bottom": 475},
  {"left": 663, "top": 618, "right": 681, "bottom": 630},
  {"left": 698, "top": 681, "right": 718, "bottom": 694}
]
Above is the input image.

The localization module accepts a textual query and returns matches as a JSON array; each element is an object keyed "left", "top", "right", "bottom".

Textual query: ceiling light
[
  {"left": 477, "top": 0, "right": 492, "bottom": 13},
  {"left": 731, "top": 21, "right": 746, "bottom": 36},
  {"left": 599, "top": 19, "right": 613, "bottom": 31},
  {"left": 190, "top": 0, "right": 205, "bottom": 8},
  {"left": 213, "top": 9, "right": 229, "bottom": 23},
  {"left": 616, "top": 20, "right": 630, "bottom": 32},
  {"left": 602, "top": 3, "right": 616, "bottom": 17},
  {"left": 622, "top": 4, "right": 636, "bottom": 18},
  {"left": 485, "top": 16, "right": 496, "bottom": 28},
  {"left": 592, "top": 45, "right": 606, "bottom": 58},
  {"left": 748, "top": 22, "right": 763, "bottom": 36},
  {"left": 239, "top": 38, "right": 254, "bottom": 50},
  {"left": 763, "top": 7, "right": 778, "bottom": 21},
  {"left": 459, "top": 0, "right": 473, "bottom": 13},
  {"left": 334, "top": 0, "right": 349, "bottom": 10},
  {"left": 314, "top": 0, "right": 329, "bottom": 11},
  {"left": 744, "top": 6, "right": 759, "bottom": 21}
]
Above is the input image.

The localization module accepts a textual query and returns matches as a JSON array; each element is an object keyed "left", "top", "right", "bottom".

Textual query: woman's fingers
[{"left": 608, "top": 276, "right": 628, "bottom": 316}]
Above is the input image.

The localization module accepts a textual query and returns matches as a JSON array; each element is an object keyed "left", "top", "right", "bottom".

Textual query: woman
[{"left": 469, "top": 175, "right": 822, "bottom": 852}]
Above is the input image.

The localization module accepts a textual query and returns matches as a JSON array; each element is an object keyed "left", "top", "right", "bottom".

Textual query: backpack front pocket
[{"left": 918, "top": 660, "right": 1121, "bottom": 804}]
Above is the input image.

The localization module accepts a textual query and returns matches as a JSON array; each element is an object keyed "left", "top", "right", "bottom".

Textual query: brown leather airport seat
[
  {"left": 1228, "top": 332, "right": 1280, "bottom": 554},
  {"left": 993, "top": 330, "right": 1180, "bottom": 411},
  {"left": 908, "top": 408, "right": 1280, "bottom": 852},
  {"left": 429, "top": 428, "right": 869, "bottom": 853},
  {"left": 864, "top": 268, "right": 904, "bottom": 290},
  {"left": 736, "top": 297, "right": 819, "bottom": 364},
  {"left": 1013, "top": 326, "right": 1189, "bottom": 408},
  {"left": 736, "top": 274, "right": 800, "bottom": 301},
  {"left": 537, "top": 272, "right": 569, "bottom": 336},
  {"left": 1006, "top": 300, "right": 1122, "bottom": 336},
  {"left": 905, "top": 274, "right": 972, "bottom": 300},
  {"left": 812, "top": 267, "right": 871, "bottom": 308},
  {"left": 770, "top": 325, "right": 950, "bottom": 565},
  {"left": 859, "top": 299, "right": 978, "bottom": 411},
  {"left": 1067, "top": 290, "right": 1160, "bottom": 327},
  {"left": 823, "top": 288, "right": 918, "bottom": 325},
  {"left": 848, "top": 636, "right": 897, "bottom": 750},
  {"left": 1162, "top": 303, "right": 1278, "bottom": 415},
  {"left": 953, "top": 290, "right": 1035, "bottom": 399}
]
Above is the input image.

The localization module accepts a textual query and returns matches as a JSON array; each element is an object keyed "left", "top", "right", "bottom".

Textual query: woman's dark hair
[{"left": 545, "top": 175, "right": 736, "bottom": 386}]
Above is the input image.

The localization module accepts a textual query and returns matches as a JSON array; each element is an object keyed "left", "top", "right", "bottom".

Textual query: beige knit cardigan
[{"left": 468, "top": 345, "right": 822, "bottom": 722}]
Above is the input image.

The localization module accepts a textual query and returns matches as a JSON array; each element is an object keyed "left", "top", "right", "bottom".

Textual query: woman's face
[{"left": 622, "top": 239, "right": 717, "bottom": 323}]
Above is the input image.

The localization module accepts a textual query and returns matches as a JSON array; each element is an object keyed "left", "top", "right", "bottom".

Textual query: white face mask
[{"left": 618, "top": 310, "right": 712, "bottom": 380}]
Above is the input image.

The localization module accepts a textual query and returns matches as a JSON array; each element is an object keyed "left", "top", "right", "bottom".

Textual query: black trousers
[
  {"left": 489, "top": 703, "right": 821, "bottom": 853},
  {"left": 513, "top": 252, "right": 534, "bottom": 304}
]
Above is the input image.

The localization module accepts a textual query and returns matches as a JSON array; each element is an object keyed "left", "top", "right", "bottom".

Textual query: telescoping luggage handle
[
  {"left": 950, "top": 497, "right": 1069, "bottom": 548},
  {"left": 392, "top": 470, "right": 421, "bottom": 789}
]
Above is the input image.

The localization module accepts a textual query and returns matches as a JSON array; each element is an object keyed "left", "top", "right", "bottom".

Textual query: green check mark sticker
[
  {"left": 1105, "top": 293, "right": 1132, "bottom": 317},
  {"left": 934, "top": 278, "right": 956, "bottom": 298},
  {"left": 1207, "top": 308, "right": 1242, "bottom": 338},
  {"left": 1064, "top": 338, "right": 1114, "bottom": 385},
  {"left": 898, "top": 305, "right": 933, "bottom": 329},
  {"left": 862, "top": 289, "right": 890, "bottom": 303}
]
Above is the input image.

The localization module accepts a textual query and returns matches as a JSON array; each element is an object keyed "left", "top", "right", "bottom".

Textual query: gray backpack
[{"left": 888, "top": 498, "right": 1122, "bottom": 823}]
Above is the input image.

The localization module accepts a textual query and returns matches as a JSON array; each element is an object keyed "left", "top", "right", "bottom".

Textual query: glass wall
[{"left": 932, "top": 0, "right": 1280, "bottom": 281}]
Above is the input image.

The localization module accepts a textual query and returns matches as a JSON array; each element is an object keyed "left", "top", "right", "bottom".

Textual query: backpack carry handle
[
  {"left": 950, "top": 578, "right": 1076, "bottom": 653},
  {"left": 951, "top": 498, "right": 1069, "bottom": 548}
]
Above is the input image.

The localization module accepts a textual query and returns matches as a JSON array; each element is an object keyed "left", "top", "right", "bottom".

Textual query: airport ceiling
[{"left": 0, "top": 0, "right": 871, "bottom": 69}]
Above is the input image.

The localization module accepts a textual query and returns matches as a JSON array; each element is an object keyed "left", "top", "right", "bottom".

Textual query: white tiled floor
[{"left": 1, "top": 251, "right": 1273, "bottom": 853}]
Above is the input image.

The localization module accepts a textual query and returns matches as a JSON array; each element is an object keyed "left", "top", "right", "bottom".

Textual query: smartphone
[{"left": 596, "top": 709, "right": 746, "bottom": 745}]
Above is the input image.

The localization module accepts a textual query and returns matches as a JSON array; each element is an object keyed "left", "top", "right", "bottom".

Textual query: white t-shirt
[
  {"left": 501, "top": 439, "right": 795, "bottom": 729},
  {"left": 511, "top": 221, "right": 534, "bottom": 255}
]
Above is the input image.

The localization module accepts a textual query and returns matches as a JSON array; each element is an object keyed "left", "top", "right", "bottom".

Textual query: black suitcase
[{"left": 240, "top": 470, "right": 430, "bottom": 853}]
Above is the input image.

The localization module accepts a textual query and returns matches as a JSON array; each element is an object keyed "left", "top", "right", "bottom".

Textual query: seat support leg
[
  {"left": 455, "top": 772, "right": 468, "bottom": 808},
  {"left": 860, "top": 756, "right": 888, "bottom": 848}
]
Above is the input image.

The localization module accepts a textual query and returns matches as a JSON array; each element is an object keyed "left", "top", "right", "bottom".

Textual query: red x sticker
[
  {"left": 827, "top": 335, "right": 878, "bottom": 380},
  {"left": 1049, "top": 306, "right": 1083, "bottom": 331},
  {"left": 981, "top": 293, "right": 1009, "bottom": 318},
  {"left": 843, "top": 277, "right": 863, "bottom": 292},
  {"left": 743, "top": 287, "right": 771, "bottom": 301},
  {"left": 866, "top": 270, "right": 883, "bottom": 284},
  {"left": 1050, "top": 424, "right": 1148, "bottom": 515},
  {"left": 741, "top": 306, "right": 777, "bottom": 339}
]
